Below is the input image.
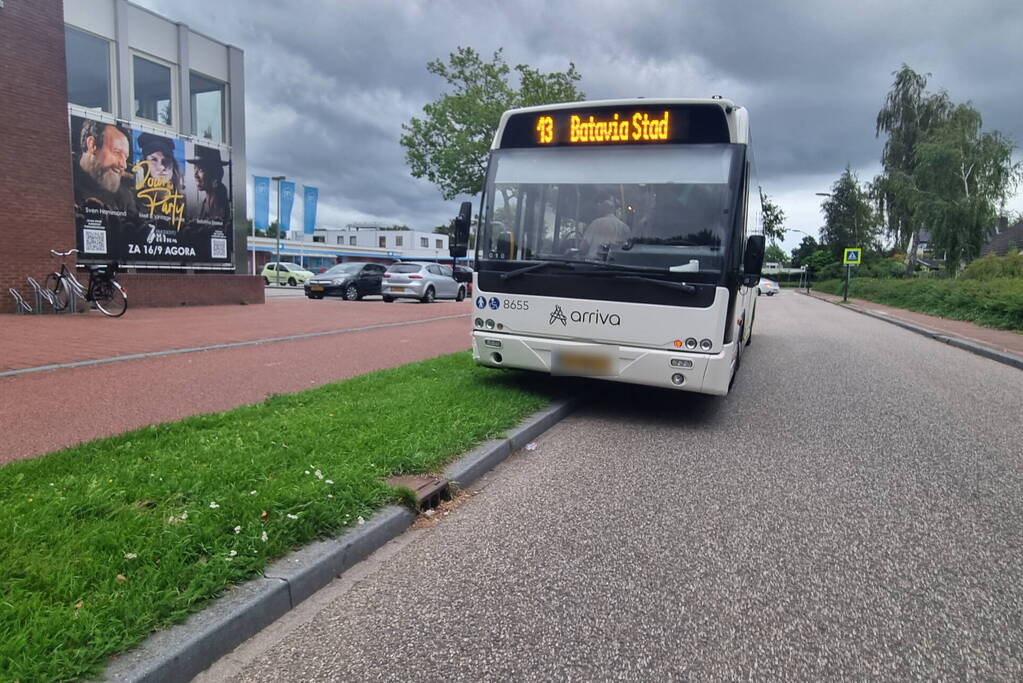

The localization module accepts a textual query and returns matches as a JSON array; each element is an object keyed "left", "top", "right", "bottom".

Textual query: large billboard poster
[{"left": 70, "top": 114, "right": 234, "bottom": 268}]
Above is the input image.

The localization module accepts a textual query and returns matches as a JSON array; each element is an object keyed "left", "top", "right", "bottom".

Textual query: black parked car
[{"left": 304, "top": 262, "right": 386, "bottom": 300}]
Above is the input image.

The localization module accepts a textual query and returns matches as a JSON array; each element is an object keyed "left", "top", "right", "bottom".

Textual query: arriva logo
[
  {"left": 548, "top": 305, "right": 621, "bottom": 326},
  {"left": 550, "top": 305, "right": 567, "bottom": 326}
]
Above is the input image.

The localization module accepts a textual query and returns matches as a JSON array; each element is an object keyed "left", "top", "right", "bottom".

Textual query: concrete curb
[
  {"left": 800, "top": 292, "right": 1023, "bottom": 371},
  {"left": 445, "top": 398, "right": 577, "bottom": 488},
  {"left": 101, "top": 398, "right": 577, "bottom": 683}
]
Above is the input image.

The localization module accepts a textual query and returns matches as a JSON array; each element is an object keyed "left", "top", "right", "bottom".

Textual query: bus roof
[{"left": 492, "top": 97, "right": 749, "bottom": 149}]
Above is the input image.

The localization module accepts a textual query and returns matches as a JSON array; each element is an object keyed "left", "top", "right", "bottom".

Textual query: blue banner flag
[
  {"left": 303, "top": 186, "right": 319, "bottom": 235},
  {"left": 279, "top": 181, "right": 296, "bottom": 234},
  {"left": 253, "top": 176, "right": 270, "bottom": 231}
]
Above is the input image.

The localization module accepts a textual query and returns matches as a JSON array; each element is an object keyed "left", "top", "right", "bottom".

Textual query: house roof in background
[{"left": 982, "top": 222, "right": 1023, "bottom": 256}]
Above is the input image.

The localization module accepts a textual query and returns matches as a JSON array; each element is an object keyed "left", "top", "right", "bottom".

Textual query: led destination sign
[
  {"left": 499, "top": 104, "right": 730, "bottom": 149},
  {"left": 537, "top": 111, "right": 671, "bottom": 144}
]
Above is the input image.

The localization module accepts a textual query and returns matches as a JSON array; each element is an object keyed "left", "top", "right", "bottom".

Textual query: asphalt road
[{"left": 201, "top": 291, "right": 1023, "bottom": 681}]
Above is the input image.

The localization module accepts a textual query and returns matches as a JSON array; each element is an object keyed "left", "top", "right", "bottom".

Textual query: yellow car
[{"left": 261, "top": 262, "right": 314, "bottom": 286}]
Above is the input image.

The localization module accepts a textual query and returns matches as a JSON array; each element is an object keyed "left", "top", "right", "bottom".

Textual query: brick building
[
  {"left": 0, "top": 0, "right": 76, "bottom": 312},
  {"left": 1, "top": 0, "right": 260, "bottom": 312}
]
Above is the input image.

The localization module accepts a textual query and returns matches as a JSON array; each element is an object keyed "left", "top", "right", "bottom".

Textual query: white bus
[{"left": 449, "top": 98, "right": 765, "bottom": 395}]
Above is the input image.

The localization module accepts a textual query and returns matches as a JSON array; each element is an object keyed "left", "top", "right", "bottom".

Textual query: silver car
[
  {"left": 382, "top": 261, "right": 466, "bottom": 303},
  {"left": 757, "top": 277, "right": 780, "bottom": 296}
]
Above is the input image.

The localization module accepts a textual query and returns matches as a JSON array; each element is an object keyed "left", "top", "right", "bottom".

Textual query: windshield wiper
[
  {"left": 499, "top": 260, "right": 697, "bottom": 293},
  {"left": 501, "top": 260, "right": 579, "bottom": 281},
  {"left": 621, "top": 237, "right": 703, "bottom": 248},
  {"left": 572, "top": 268, "right": 698, "bottom": 294}
]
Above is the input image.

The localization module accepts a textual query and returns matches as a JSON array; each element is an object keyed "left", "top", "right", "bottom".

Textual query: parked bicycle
[{"left": 46, "top": 249, "right": 128, "bottom": 317}]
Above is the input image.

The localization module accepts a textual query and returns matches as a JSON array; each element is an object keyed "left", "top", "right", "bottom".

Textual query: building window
[
  {"left": 347, "top": 236, "right": 355, "bottom": 245},
  {"left": 436, "top": 239, "right": 443, "bottom": 249},
  {"left": 65, "top": 27, "right": 111, "bottom": 112},
  {"left": 379, "top": 236, "right": 386, "bottom": 248},
  {"left": 312, "top": 236, "right": 324, "bottom": 243},
  {"left": 395, "top": 235, "right": 403, "bottom": 246},
  {"left": 190, "top": 72, "right": 225, "bottom": 142},
  {"left": 133, "top": 55, "right": 173, "bottom": 125},
  {"left": 337, "top": 236, "right": 344, "bottom": 245},
  {"left": 420, "top": 237, "right": 428, "bottom": 248}
]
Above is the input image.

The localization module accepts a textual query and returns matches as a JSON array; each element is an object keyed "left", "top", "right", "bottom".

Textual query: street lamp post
[{"left": 272, "top": 175, "right": 285, "bottom": 285}]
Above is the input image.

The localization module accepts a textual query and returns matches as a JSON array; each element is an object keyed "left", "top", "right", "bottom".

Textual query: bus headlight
[
  {"left": 485, "top": 319, "right": 496, "bottom": 329},
  {"left": 671, "top": 373, "right": 686, "bottom": 385},
  {"left": 474, "top": 318, "right": 484, "bottom": 328},
  {"left": 685, "top": 338, "right": 698, "bottom": 350},
  {"left": 700, "top": 339, "right": 713, "bottom": 351}
]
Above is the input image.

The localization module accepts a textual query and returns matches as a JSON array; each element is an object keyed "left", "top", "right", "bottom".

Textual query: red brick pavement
[
  {"left": 803, "top": 290, "right": 1023, "bottom": 358},
  {"left": 0, "top": 298, "right": 473, "bottom": 464},
  {"left": 2, "top": 298, "right": 470, "bottom": 371}
]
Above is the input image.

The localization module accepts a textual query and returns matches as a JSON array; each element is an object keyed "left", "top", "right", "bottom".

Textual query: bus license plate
[
  {"left": 552, "top": 348, "right": 614, "bottom": 376},
  {"left": 310, "top": 285, "right": 324, "bottom": 291}
]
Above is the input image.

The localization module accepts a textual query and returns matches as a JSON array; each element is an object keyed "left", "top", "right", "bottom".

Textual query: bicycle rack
[
  {"left": 8, "top": 287, "right": 31, "bottom": 314},
  {"left": 26, "top": 277, "right": 54, "bottom": 314},
  {"left": 66, "top": 274, "right": 87, "bottom": 313}
]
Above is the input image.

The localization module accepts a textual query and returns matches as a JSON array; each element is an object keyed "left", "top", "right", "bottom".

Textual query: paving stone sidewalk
[{"left": 1, "top": 298, "right": 469, "bottom": 372}]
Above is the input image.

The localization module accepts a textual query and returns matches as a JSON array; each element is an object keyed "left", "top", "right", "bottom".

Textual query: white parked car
[
  {"left": 757, "top": 277, "right": 780, "bottom": 296},
  {"left": 382, "top": 261, "right": 466, "bottom": 303}
]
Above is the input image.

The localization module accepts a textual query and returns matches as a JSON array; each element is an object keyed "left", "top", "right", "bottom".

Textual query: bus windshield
[{"left": 479, "top": 144, "right": 744, "bottom": 276}]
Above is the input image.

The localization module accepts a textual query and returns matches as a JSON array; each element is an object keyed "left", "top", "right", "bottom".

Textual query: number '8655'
[{"left": 503, "top": 299, "right": 529, "bottom": 311}]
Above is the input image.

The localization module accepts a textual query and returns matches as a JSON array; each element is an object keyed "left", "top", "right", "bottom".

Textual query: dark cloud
[{"left": 136, "top": 0, "right": 1023, "bottom": 238}]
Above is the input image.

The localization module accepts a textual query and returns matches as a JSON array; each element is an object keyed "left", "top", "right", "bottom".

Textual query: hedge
[{"left": 813, "top": 277, "right": 1023, "bottom": 331}]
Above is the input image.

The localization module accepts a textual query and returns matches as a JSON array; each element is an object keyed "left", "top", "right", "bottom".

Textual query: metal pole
[
  {"left": 273, "top": 175, "right": 285, "bottom": 285},
  {"left": 843, "top": 264, "right": 850, "bottom": 302}
]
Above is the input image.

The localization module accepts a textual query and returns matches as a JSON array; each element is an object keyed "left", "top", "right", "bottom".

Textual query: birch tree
[
  {"left": 912, "top": 104, "right": 1020, "bottom": 273},
  {"left": 874, "top": 65, "right": 952, "bottom": 275}
]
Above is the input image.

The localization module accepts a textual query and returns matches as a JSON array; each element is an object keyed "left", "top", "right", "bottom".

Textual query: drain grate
[{"left": 386, "top": 475, "right": 449, "bottom": 510}]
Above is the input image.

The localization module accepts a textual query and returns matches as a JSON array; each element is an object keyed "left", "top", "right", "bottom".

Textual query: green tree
[
  {"left": 760, "top": 193, "right": 787, "bottom": 242},
  {"left": 400, "top": 47, "right": 584, "bottom": 199},
  {"left": 874, "top": 65, "right": 953, "bottom": 275},
  {"left": 246, "top": 219, "right": 285, "bottom": 238},
  {"left": 806, "top": 249, "right": 836, "bottom": 274},
  {"left": 819, "top": 168, "right": 879, "bottom": 261},
  {"left": 790, "top": 235, "right": 818, "bottom": 268},
  {"left": 764, "top": 243, "right": 788, "bottom": 266},
  {"left": 912, "top": 104, "right": 1020, "bottom": 274}
]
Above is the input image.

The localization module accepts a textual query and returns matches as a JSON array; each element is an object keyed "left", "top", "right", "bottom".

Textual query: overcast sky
[{"left": 135, "top": 0, "right": 1023, "bottom": 254}]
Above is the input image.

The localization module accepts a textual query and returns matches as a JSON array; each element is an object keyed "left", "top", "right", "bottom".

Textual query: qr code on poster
[
  {"left": 210, "top": 238, "right": 227, "bottom": 259},
  {"left": 83, "top": 229, "right": 107, "bottom": 254}
]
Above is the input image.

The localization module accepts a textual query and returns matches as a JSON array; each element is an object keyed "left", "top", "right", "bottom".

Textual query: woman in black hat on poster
[
  {"left": 137, "top": 132, "right": 183, "bottom": 197},
  {"left": 187, "top": 146, "right": 231, "bottom": 223}
]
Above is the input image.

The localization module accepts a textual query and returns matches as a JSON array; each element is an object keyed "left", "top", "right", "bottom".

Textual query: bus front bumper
[{"left": 471, "top": 332, "right": 736, "bottom": 396}]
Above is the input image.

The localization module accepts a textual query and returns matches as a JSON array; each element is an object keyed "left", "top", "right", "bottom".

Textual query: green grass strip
[
  {"left": 814, "top": 277, "right": 1023, "bottom": 332},
  {"left": 0, "top": 352, "right": 555, "bottom": 682}
]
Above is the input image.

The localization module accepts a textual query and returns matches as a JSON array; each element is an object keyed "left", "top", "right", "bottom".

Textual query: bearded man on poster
[{"left": 74, "top": 120, "right": 136, "bottom": 211}]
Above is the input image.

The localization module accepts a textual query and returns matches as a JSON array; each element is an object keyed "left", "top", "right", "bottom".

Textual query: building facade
[
  {"left": 1, "top": 0, "right": 259, "bottom": 312},
  {"left": 249, "top": 228, "right": 455, "bottom": 273},
  {"left": 314, "top": 227, "right": 448, "bottom": 254}
]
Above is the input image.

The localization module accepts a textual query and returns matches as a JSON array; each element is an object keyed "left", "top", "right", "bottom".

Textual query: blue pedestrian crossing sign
[{"left": 843, "top": 248, "right": 861, "bottom": 265}]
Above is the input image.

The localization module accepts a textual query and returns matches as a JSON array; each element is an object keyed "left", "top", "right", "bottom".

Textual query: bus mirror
[
  {"left": 449, "top": 201, "right": 472, "bottom": 259},
  {"left": 743, "top": 235, "right": 765, "bottom": 286}
]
